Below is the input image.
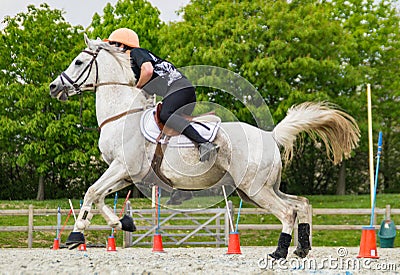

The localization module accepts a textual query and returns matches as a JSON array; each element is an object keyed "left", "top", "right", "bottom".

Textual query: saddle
[
  {"left": 141, "top": 103, "right": 221, "bottom": 188},
  {"left": 153, "top": 102, "right": 182, "bottom": 137},
  {"left": 140, "top": 103, "right": 221, "bottom": 147},
  {"left": 153, "top": 102, "right": 216, "bottom": 139}
]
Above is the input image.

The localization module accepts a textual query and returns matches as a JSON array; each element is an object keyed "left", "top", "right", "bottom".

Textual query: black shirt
[{"left": 130, "top": 48, "right": 192, "bottom": 97}]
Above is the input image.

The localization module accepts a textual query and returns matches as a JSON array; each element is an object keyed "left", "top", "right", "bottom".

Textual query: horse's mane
[
  {"left": 87, "top": 39, "right": 154, "bottom": 106},
  {"left": 90, "top": 41, "right": 136, "bottom": 84}
]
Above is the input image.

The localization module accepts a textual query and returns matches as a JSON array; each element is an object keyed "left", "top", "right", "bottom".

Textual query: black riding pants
[{"left": 159, "top": 87, "right": 208, "bottom": 144}]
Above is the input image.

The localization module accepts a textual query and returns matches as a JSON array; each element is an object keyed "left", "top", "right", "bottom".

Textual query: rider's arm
[{"left": 136, "top": 61, "right": 153, "bottom": 88}]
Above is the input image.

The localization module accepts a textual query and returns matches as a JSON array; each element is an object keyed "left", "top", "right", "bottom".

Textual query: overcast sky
[
  {"left": 2, "top": 0, "right": 399, "bottom": 29},
  {"left": 1, "top": 0, "right": 191, "bottom": 28}
]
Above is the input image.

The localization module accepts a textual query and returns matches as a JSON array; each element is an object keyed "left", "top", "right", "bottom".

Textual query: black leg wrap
[
  {"left": 120, "top": 214, "right": 136, "bottom": 232},
  {"left": 293, "top": 223, "right": 311, "bottom": 258},
  {"left": 269, "top": 232, "right": 292, "bottom": 259},
  {"left": 66, "top": 232, "right": 85, "bottom": 250}
]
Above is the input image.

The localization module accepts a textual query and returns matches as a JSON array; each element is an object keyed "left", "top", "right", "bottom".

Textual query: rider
[{"left": 105, "top": 28, "right": 218, "bottom": 162}]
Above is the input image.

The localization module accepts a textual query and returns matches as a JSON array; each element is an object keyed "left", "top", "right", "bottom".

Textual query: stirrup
[{"left": 199, "top": 142, "right": 219, "bottom": 162}]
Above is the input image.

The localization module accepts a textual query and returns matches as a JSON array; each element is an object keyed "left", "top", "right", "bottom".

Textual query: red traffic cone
[
  {"left": 52, "top": 238, "right": 60, "bottom": 250},
  {"left": 357, "top": 226, "right": 379, "bottom": 259},
  {"left": 152, "top": 233, "right": 165, "bottom": 252},
  {"left": 227, "top": 232, "right": 242, "bottom": 254},
  {"left": 107, "top": 236, "right": 117, "bottom": 252},
  {"left": 78, "top": 243, "right": 87, "bottom": 251}
]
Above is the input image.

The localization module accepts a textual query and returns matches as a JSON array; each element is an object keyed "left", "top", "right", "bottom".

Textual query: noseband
[{"left": 60, "top": 49, "right": 100, "bottom": 96}]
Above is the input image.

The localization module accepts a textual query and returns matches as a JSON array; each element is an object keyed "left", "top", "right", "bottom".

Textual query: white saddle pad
[{"left": 140, "top": 108, "right": 221, "bottom": 147}]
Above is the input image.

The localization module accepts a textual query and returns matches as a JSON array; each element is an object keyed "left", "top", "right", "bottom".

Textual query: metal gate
[{"left": 123, "top": 202, "right": 229, "bottom": 247}]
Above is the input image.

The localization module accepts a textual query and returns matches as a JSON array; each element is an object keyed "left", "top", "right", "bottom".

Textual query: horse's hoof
[
  {"left": 66, "top": 232, "right": 85, "bottom": 250},
  {"left": 293, "top": 247, "right": 310, "bottom": 258},
  {"left": 269, "top": 232, "right": 291, "bottom": 259},
  {"left": 294, "top": 223, "right": 311, "bottom": 258},
  {"left": 120, "top": 214, "right": 136, "bottom": 232},
  {"left": 269, "top": 250, "right": 287, "bottom": 260}
]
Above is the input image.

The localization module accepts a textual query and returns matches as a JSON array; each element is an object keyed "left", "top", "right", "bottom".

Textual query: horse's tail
[{"left": 272, "top": 102, "right": 360, "bottom": 165}]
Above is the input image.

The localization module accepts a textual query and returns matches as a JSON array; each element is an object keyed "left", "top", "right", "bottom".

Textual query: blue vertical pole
[
  {"left": 112, "top": 192, "right": 118, "bottom": 236},
  {"left": 157, "top": 187, "right": 161, "bottom": 233},
  {"left": 235, "top": 199, "right": 243, "bottom": 233},
  {"left": 370, "top": 131, "right": 383, "bottom": 227}
]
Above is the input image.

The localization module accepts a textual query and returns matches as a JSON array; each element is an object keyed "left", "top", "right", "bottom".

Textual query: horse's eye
[{"left": 75, "top": 60, "right": 83, "bottom": 66}]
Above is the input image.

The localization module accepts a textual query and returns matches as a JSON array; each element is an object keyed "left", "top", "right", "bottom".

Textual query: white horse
[{"left": 49, "top": 35, "right": 360, "bottom": 259}]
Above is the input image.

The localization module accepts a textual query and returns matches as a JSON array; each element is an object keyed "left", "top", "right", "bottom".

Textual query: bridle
[
  {"left": 60, "top": 49, "right": 99, "bottom": 95},
  {"left": 59, "top": 48, "right": 135, "bottom": 96},
  {"left": 58, "top": 47, "right": 145, "bottom": 131}
]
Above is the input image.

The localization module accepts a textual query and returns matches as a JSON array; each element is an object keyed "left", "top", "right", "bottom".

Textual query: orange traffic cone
[
  {"left": 78, "top": 243, "right": 87, "bottom": 251},
  {"left": 107, "top": 236, "right": 117, "bottom": 252},
  {"left": 152, "top": 233, "right": 165, "bottom": 252},
  {"left": 227, "top": 232, "right": 242, "bottom": 254},
  {"left": 357, "top": 226, "right": 379, "bottom": 259},
  {"left": 52, "top": 238, "right": 60, "bottom": 250}
]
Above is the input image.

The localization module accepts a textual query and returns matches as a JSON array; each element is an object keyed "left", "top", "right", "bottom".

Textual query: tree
[
  {"left": 159, "top": 0, "right": 400, "bottom": 194},
  {"left": 1, "top": 0, "right": 398, "bottom": 199},
  {"left": 329, "top": 0, "right": 400, "bottom": 193},
  {"left": 0, "top": 4, "right": 105, "bottom": 199}
]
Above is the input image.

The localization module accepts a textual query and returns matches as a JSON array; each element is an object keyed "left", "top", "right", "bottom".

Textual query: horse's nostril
[{"left": 49, "top": 83, "right": 60, "bottom": 95}]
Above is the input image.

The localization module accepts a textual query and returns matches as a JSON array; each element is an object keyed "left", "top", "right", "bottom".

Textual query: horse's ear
[{"left": 84, "top": 33, "right": 90, "bottom": 46}]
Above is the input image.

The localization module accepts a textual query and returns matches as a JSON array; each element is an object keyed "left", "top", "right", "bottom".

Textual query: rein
[
  {"left": 59, "top": 47, "right": 145, "bottom": 131},
  {"left": 98, "top": 107, "right": 144, "bottom": 130},
  {"left": 80, "top": 81, "right": 134, "bottom": 91}
]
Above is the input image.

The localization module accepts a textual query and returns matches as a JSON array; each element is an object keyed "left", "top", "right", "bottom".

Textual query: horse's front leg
[
  {"left": 95, "top": 180, "right": 136, "bottom": 232},
  {"left": 66, "top": 160, "right": 128, "bottom": 249}
]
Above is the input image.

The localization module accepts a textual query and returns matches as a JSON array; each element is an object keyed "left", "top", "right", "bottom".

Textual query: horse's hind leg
[
  {"left": 274, "top": 189, "right": 311, "bottom": 258},
  {"left": 242, "top": 184, "right": 297, "bottom": 260},
  {"left": 238, "top": 174, "right": 311, "bottom": 259}
]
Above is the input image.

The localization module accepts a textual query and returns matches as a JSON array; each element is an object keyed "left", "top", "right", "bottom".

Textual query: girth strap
[{"left": 149, "top": 143, "right": 173, "bottom": 187}]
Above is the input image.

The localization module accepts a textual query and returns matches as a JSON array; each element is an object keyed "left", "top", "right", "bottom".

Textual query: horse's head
[{"left": 49, "top": 34, "right": 129, "bottom": 101}]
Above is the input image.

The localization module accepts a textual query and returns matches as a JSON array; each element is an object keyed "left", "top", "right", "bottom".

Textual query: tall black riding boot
[
  {"left": 294, "top": 223, "right": 311, "bottom": 258},
  {"left": 269, "top": 232, "right": 292, "bottom": 259}
]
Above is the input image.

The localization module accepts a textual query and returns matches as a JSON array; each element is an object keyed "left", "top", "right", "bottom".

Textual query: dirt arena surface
[{"left": 0, "top": 246, "right": 399, "bottom": 274}]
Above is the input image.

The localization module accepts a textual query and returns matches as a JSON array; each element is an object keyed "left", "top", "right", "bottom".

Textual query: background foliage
[{"left": 0, "top": 0, "right": 399, "bottom": 199}]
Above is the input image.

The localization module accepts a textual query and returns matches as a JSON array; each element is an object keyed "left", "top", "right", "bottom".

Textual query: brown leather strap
[
  {"left": 153, "top": 103, "right": 181, "bottom": 137},
  {"left": 99, "top": 108, "right": 143, "bottom": 130},
  {"left": 150, "top": 143, "right": 173, "bottom": 187},
  {"left": 81, "top": 82, "right": 134, "bottom": 91}
]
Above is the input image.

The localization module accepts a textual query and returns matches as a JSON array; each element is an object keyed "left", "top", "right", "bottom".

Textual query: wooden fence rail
[
  {"left": 238, "top": 205, "right": 400, "bottom": 231},
  {"left": 0, "top": 203, "right": 398, "bottom": 248}
]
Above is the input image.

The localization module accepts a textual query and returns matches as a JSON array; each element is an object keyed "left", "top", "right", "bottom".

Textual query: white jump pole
[
  {"left": 367, "top": 84, "right": 374, "bottom": 208},
  {"left": 68, "top": 199, "right": 77, "bottom": 221},
  {"left": 222, "top": 186, "right": 234, "bottom": 232}
]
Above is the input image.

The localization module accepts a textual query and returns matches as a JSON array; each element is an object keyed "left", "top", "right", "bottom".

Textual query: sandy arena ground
[{"left": 0, "top": 246, "right": 399, "bottom": 274}]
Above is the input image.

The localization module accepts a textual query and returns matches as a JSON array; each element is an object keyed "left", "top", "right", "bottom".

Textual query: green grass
[{"left": 0, "top": 194, "right": 399, "bottom": 248}]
